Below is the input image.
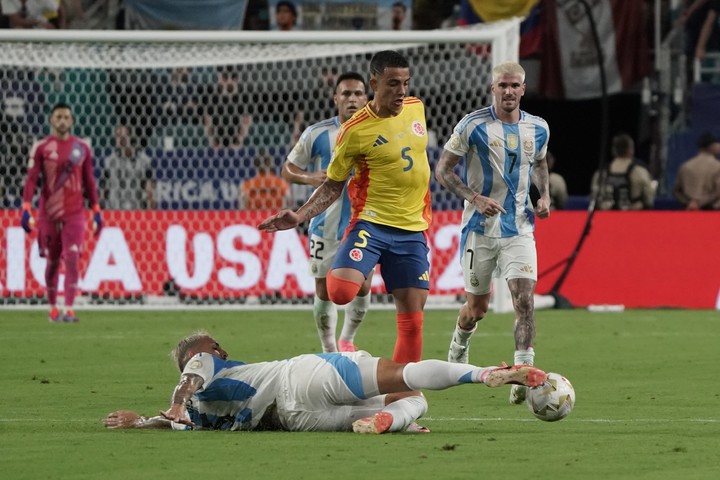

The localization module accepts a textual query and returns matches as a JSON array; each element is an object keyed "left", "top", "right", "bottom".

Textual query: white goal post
[
  {"left": 0, "top": 21, "right": 520, "bottom": 309},
  {"left": 0, "top": 25, "right": 519, "bottom": 68}
]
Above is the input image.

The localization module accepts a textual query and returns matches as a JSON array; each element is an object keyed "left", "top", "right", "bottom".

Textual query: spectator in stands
[
  {"left": 102, "top": 125, "right": 156, "bottom": 210},
  {"left": 160, "top": 67, "right": 199, "bottom": 127},
  {"left": 673, "top": 131, "right": 720, "bottom": 209},
  {"left": 547, "top": 152, "right": 568, "bottom": 210},
  {"left": 694, "top": 0, "right": 720, "bottom": 63},
  {"left": 676, "top": 1, "right": 719, "bottom": 84},
  {"left": 590, "top": 133, "right": 656, "bottom": 210},
  {"left": 239, "top": 152, "right": 291, "bottom": 210},
  {"left": 1, "top": 0, "right": 64, "bottom": 28},
  {"left": 202, "top": 66, "right": 251, "bottom": 150},
  {"left": 275, "top": 1, "right": 297, "bottom": 31},
  {"left": 1, "top": 67, "right": 46, "bottom": 137},
  {"left": 391, "top": 2, "right": 408, "bottom": 30}
]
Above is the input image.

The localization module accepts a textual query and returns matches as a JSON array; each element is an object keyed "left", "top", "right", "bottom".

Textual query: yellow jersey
[{"left": 327, "top": 97, "right": 431, "bottom": 232}]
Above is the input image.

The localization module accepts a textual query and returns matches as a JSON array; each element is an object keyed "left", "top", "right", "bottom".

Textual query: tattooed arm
[
  {"left": 159, "top": 373, "right": 204, "bottom": 426},
  {"left": 102, "top": 373, "right": 204, "bottom": 430},
  {"left": 258, "top": 178, "right": 344, "bottom": 233},
  {"left": 435, "top": 149, "right": 506, "bottom": 217},
  {"left": 531, "top": 156, "right": 551, "bottom": 218},
  {"left": 103, "top": 410, "right": 173, "bottom": 429}
]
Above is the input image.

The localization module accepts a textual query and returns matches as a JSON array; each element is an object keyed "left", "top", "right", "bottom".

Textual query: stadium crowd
[{"left": 1, "top": 0, "right": 719, "bottom": 213}]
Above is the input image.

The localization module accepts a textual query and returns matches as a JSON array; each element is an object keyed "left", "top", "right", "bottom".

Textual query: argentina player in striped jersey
[
  {"left": 281, "top": 72, "right": 373, "bottom": 354},
  {"left": 102, "top": 331, "right": 547, "bottom": 433},
  {"left": 435, "top": 61, "right": 551, "bottom": 406}
]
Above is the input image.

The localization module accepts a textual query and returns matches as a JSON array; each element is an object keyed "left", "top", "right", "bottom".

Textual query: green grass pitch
[{"left": 1, "top": 308, "right": 718, "bottom": 480}]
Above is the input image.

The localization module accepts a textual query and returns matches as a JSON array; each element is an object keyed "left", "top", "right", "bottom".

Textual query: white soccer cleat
[
  {"left": 448, "top": 338, "right": 470, "bottom": 363},
  {"left": 481, "top": 364, "right": 547, "bottom": 389},
  {"left": 405, "top": 422, "right": 430, "bottom": 433},
  {"left": 352, "top": 412, "right": 393, "bottom": 434}
]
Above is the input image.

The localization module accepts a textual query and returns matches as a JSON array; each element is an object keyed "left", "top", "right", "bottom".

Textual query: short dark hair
[
  {"left": 51, "top": 102, "right": 72, "bottom": 115},
  {"left": 697, "top": 131, "right": 719, "bottom": 149},
  {"left": 335, "top": 71, "right": 366, "bottom": 91},
  {"left": 393, "top": 2, "right": 407, "bottom": 12},
  {"left": 611, "top": 133, "right": 634, "bottom": 157},
  {"left": 276, "top": 1, "right": 297, "bottom": 17},
  {"left": 369, "top": 50, "right": 409, "bottom": 77}
]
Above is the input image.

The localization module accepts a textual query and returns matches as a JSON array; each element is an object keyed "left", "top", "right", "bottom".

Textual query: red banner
[{"left": 1, "top": 209, "right": 718, "bottom": 308}]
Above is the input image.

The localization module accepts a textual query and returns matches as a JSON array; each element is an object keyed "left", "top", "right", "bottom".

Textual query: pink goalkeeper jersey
[{"left": 23, "top": 135, "right": 99, "bottom": 221}]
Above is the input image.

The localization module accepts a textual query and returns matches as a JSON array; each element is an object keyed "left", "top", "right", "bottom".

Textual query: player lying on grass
[{"left": 103, "top": 331, "right": 547, "bottom": 434}]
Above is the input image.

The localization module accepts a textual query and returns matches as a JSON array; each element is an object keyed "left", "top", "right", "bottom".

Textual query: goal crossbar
[{"left": 0, "top": 20, "right": 520, "bottom": 69}]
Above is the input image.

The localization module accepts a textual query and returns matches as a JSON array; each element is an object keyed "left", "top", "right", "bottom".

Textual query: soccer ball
[{"left": 526, "top": 372, "right": 575, "bottom": 422}]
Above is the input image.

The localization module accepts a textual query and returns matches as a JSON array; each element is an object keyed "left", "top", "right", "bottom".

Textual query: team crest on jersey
[
  {"left": 449, "top": 134, "right": 461, "bottom": 149},
  {"left": 506, "top": 134, "right": 519, "bottom": 150},
  {"left": 349, "top": 248, "right": 363, "bottom": 262},
  {"left": 411, "top": 120, "right": 426, "bottom": 137},
  {"left": 523, "top": 138, "right": 534, "bottom": 153},
  {"left": 189, "top": 360, "right": 203, "bottom": 370},
  {"left": 70, "top": 145, "right": 84, "bottom": 164}
]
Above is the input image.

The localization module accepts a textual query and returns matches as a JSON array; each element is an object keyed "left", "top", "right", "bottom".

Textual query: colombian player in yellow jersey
[{"left": 260, "top": 50, "right": 432, "bottom": 365}]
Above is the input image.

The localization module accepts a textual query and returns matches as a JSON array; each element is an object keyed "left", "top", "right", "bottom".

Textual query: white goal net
[{"left": 0, "top": 23, "right": 519, "bottom": 307}]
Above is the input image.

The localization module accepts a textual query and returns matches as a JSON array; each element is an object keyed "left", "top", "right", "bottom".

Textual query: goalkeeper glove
[
  {"left": 20, "top": 202, "right": 34, "bottom": 233},
  {"left": 92, "top": 204, "right": 103, "bottom": 236}
]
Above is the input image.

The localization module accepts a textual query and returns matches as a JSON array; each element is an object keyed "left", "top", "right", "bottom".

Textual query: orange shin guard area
[
  {"left": 393, "top": 312, "right": 423, "bottom": 363},
  {"left": 326, "top": 272, "right": 361, "bottom": 305}
]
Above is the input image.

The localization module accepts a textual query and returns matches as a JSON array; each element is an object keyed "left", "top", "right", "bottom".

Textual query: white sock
[
  {"left": 453, "top": 318, "right": 477, "bottom": 346},
  {"left": 514, "top": 347, "right": 535, "bottom": 366},
  {"left": 313, "top": 296, "right": 338, "bottom": 352},
  {"left": 340, "top": 292, "right": 370, "bottom": 344},
  {"left": 382, "top": 395, "right": 428, "bottom": 432},
  {"left": 402, "top": 360, "right": 496, "bottom": 389}
]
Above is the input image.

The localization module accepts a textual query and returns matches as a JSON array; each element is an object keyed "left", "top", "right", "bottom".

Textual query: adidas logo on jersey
[
  {"left": 417, "top": 271, "right": 430, "bottom": 281},
  {"left": 373, "top": 135, "right": 389, "bottom": 147}
]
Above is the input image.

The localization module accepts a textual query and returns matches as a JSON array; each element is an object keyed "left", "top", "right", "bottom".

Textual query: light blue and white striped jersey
[
  {"left": 178, "top": 352, "right": 286, "bottom": 431},
  {"left": 444, "top": 106, "right": 550, "bottom": 240},
  {"left": 287, "top": 116, "right": 352, "bottom": 241}
]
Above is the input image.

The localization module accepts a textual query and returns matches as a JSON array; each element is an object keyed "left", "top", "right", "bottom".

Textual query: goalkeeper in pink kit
[{"left": 20, "top": 103, "right": 103, "bottom": 323}]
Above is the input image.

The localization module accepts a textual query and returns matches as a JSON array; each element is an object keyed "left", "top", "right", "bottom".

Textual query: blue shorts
[{"left": 331, "top": 220, "right": 430, "bottom": 292}]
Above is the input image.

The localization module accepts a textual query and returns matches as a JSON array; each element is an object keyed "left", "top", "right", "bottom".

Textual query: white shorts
[
  {"left": 276, "top": 351, "right": 385, "bottom": 432},
  {"left": 462, "top": 232, "right": 537, "bottom": 295},
  {"left": 307, "top": 234, "right": 341, "bottom": 278}
]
